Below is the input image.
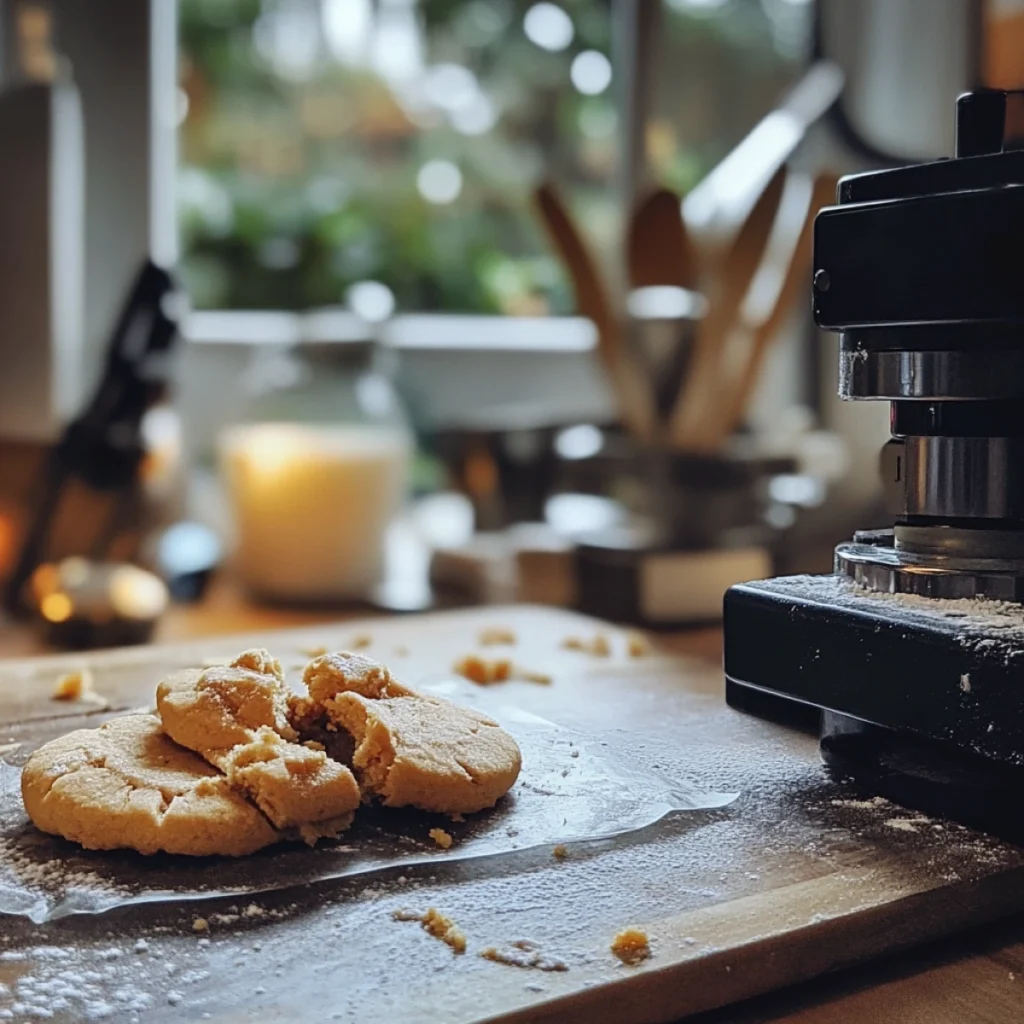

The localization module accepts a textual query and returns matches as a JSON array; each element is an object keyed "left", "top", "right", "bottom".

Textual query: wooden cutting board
[{"left": 2, "top": 605, "right": 1024, "bottom": 1024}]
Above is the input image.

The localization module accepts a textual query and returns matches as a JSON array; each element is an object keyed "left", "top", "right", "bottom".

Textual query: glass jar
[{"left": 218, "top": 326, "right": 412, "bottom": 603}]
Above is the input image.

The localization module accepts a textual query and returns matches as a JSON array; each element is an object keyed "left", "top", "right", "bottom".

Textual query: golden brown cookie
[
  {"left": 327, "top": 691, "right": 521, "bottom": 814},
  {"left": 217, "top": 727, "right": 358, "bottom": 830},
  {"left": 21, "top": 715, "right": 279, "bottom": 856},
  {"left": 157, "top": 651, "right": 297, "bottom": 751},
  {"left": 304, "top": 652, "right": 521, "bottom": 815},
  {"left": 302, "top": 651, "right": 413, "bottom": 704},
  {"left": 294, "top": 652, "right": 411, "bottom": 766},
  {"left": 157, "top": 651, "right": 360, "bottom": 830}
]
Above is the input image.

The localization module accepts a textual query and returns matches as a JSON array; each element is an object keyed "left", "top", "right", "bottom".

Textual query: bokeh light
[
  {"left": 570, "top": 51, "right": 612, "bottom": 96},
  {"left": 41, "top": 592, "right": 73, "bottom": 623},
  {"left": 416, "top": 160, "right": 463, "bottom": 204},
  {"left": 347, "top": 280, "right": 396, "bottom": 322},
  {"left": 523, "top": 3, "right": 574, "bottom": 52},
  {"left": 450, "top": 93, "right": 498, "bottom": 135},
  {"left": 424, "top": 63, "right": 479, "bottom": 112}
]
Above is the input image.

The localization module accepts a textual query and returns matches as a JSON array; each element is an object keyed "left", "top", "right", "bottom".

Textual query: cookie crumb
[
  {"left": 393, "top": 908, "right": 466, "bottom": 953},
  {"left": 611, "top": 927, "right": 650, "bottom": 965},
  {"left": 453, "top": 655, "right": 512, "bottom": 685},
  {"left": 349, "top": 634, "right": 372, "bottom": 650},
  {"left": 429, "top": 827, "right": 454, "bottom": 850},
  {"left": 479, "top": 627, "right": 516, "bottom": 646},
  {"left": 192, "top": 918, "right": 209, "bottom": 934},
  {"left": 562, "top": 634, "right": 611, "bottom": 657},
  {"left": 481, "top": 940, "right": 568, "bottom": 972},
  {"left": 518, "top": 668, "right": 552, "bottom": 686},
  {"left": 394, "top": 646, "right": 409, "bottom": 657},
  {"left": 300, "top": 645, "right": 328, "bottom": 658},
  {"left": 626, "top": 632, "right": 651, "bottom": 657},
  {"left": 552, "top": 844, "right": 568, "bottom": 859},
  {"left": 52, "top": 668, "right": 103, "bottom": 703},
  {"left": 297, "top": 815, "right": 353, "bottom": 847},
  {"left": 422, "top": 909, "right": 466, "bottom": 953},
  {"left": 453, "top": 655, "right": 548, "bottom": 686}
]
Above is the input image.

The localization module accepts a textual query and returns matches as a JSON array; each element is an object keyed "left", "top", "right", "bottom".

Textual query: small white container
[{"left": 219, "top": 330, "right": 411, "bottom": 603}]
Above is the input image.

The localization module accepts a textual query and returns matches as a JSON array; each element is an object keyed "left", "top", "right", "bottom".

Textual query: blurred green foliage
[{"left": 179, "top": 0, "right": 805, "bottom": 313}]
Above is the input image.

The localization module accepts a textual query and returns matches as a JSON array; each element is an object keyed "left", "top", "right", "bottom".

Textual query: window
[{"left": 179, "top": 0, "right": 812, "bottom": 315}]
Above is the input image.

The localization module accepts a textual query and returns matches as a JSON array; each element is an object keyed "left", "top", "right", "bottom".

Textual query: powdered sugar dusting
[
  {"left": 830, "top": 797, "right": 891, "bottom": 811},
  {"left": 0, "top": 763, "right": 132, "bottom": 923},
  {"left": 0, "top": 941, "right": 167, "bottom": 1019},
  {"left": 0, "top": 722, "right": 733, "bottom": 922},
  {"left": 760, "top": 575, "right": 1024, "bottom": 663},
  {"left": 885, "top": 818, "right": 934, "bottom": 833}
]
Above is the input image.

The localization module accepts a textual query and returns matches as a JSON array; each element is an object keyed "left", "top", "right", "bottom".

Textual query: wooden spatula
[
  {"left": 706, "top": 172, "right": 839, "bottom": 444},
  {"left": 667, "top": 166, "right": 788, "bottom": 453},
  {"left": 626, "top": 187, "right": 699, "bottom": 291},
  {"left": 534, "top": 183, "right": 655, "bottom": 441},
  {"left": 625, "top": 188, "right": 702, "bottom": 428}
]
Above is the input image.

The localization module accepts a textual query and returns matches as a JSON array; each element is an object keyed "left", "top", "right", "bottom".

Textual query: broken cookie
[
  {"left": 303, "top": 651, "right": 413, "bottom": 703},
  {"left": 303, "top": 652, "right": 521, "bottom": 815},
  {"left": 157, "top": 650, "right": 360, "bottom": 831},
  {"left": 21, "top": 715, "right": 279, "bottom": 857},
  {"left": 157, "top": 650, "right": 296, "bottom": 750},
  {"left": 216, "top": 727, "right": 358, "bottom": 832}
]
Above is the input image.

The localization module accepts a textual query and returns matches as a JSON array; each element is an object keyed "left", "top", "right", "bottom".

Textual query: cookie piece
[
  {"left": 218, "top": 727, "right": 358, "bottom": 830},
  {"left": 302, "top": 652, "right": 521, "bottom": 814},
  {"left": 302, "top": 651, "right": 413, "bottom": 704},
  {"left": 294, "top": 651, "right": 410, "bottom": 765},
  {"left": 157, "top": 652, "right": 360, "bottom": 830},
  {"left": 21, "top": 715, "right": 279, "bottom": 856},
  {"left": 325, "top": 690, "right": 521, "bottom": 814},
  {"left": 157, "top": 651, "right": 297, "bottom": 751}
]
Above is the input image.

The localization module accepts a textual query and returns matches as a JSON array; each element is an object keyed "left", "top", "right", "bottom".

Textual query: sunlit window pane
[{"left": 178, "top": 0, "right": 810, "bottom": 315}]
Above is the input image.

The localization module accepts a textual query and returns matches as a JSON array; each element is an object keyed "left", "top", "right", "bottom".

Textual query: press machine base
[
  {"left": 725, "top": 570, "right": 1024, "bottom": 843},
  {"left": 723, "top": 89, "right": 1024, "bottom": 842}
]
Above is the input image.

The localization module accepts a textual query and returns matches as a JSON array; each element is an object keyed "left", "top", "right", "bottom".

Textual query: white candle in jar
[{"left": 219, "top": 422, "right": 410, "bottom": 601}]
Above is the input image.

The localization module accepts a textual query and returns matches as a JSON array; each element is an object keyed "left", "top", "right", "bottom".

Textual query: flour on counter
[{"left": 885, "top": 817, "right": 934, "bottom": 833}]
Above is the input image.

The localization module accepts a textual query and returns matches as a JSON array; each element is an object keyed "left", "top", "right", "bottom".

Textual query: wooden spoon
[
  {"left": 534, "top": 183, "right": 655, "bottom": 440},
  {"left": 625, "top": 187, "right": 703, "bottom": 427},
  {"left": 626, "top": 187, "right": 698, "bottom": 291},
  {"left": 707, "top": 172, "right": 839, "bottom": 444},
  {"left": 667, "top": 166, "right": 788, "bottom": 453}
]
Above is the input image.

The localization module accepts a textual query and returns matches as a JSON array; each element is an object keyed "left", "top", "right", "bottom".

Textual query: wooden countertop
[{"left": 1, "top": 591, "right": 1023, "bottom": 1022}]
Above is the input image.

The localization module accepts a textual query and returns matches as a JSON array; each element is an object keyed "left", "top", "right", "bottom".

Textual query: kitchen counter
[{"left": 0, "top": 589, "right": 1022, "bottom": 1022}]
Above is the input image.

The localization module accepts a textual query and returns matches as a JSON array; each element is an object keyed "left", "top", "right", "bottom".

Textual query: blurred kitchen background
[{"left": 0, "top": 0, "right": 1021, "bottom": 651}]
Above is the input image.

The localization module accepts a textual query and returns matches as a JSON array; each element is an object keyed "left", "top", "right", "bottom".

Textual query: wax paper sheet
[{"left": 0, "top": 702, "right": 735, "bottom": 923}]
